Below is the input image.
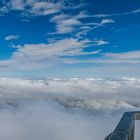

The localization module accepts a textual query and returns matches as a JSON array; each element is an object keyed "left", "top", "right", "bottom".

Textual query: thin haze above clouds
[{"left": 0, "top": 77, "right": 140, "bottom": 140}]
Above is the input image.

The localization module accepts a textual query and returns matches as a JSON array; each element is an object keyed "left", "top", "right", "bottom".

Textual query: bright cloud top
[{"left": 0, "top": 77, "right": 140, "bottom": 140}]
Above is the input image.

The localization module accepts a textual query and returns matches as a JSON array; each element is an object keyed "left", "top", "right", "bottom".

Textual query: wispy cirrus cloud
[
  {"left": 74, "top": 18, "right": 115, "bottom": 38},
  {"left": 64, "top": 50, "right": 140, "bottom": 64},
  {"left": 1, "top": 0, "right": 140, "bottom": 18},
  {"left": 105, "top": 50, "right": 140, "bottom": 59},
  {"left": 100, "top": 19, "right": 115, "bottom": 25},
  {"left": 50, "top": 10, "right": 115, "bottom": 34},
  {"left": 5, "top": 35, "right": 20, "bottom": 41},
  {"left": 93, "top": 39, "right": 109, "bottom": 46},
  {"left": 85, "top": 18, "right": 115, "bottom": 27},
  {"left": 1, "top": 1, "right": 116, "bottom": 35},
  {"left": 49, "top": 11, "right": 96, "bottom": 34},
  {"left": 132, "top": 8, "right": 140, "bottom": 13},
  {"left": 0, "top": 0, "right": 61, "bottom": 16},
  {"left": 50, "top": 14, "right": 82, "bottom": 34},
  {"left": 0, "top": 0, "right": 85, "bottom": 17},
  {"left": 91, "top": 8, "right": 140, "bottom": 18}
]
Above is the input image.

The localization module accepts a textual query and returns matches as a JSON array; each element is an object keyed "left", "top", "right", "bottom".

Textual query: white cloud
[
  {"left": 50, "top": 14, "right": 82, "bottom": 34},
  {"left": 0, "top": 38, "right": 100, "bottom": 70},
  {"left": 50, "top": 9, "right": 115, "bottom": 34},
  {"left": 12, "top": 38, "right": 92, "bottom": 58},
  {"left": 87, "top": 18, "right": 115, "bottom": 26},
  {"left": 63, "top": 58, "right": 140, "bottom": 65},
  {"left": 73, "top": 18, "right": 115, "bottom": 39},
  {"left": 130, "top": 8, "right": 140, "bottom": 14},
  {"left": 100, "top": 19, "right": 115, "bottom": 25},
  {"left": 60, "top": 49, "right": 140, "bottom": 76},
  {"left": 91, "top": 8, "right": 140, "bottom": 18},
  {"left": 105, "top": 50, "right": 140, "bottom": 59},
  {"left": 75, "top": 30, "right": 90, "bottom": 38},
  {"left": 1, "top": 0, "right": 115, "bottom": 35},
  {"left": 84, "top": 18, "right": 115, "bottom": 32},
  {"left": 5, "top": 35, "right": 20, "bottom": 41},
  {"left": 0, "top": 0, "right": 85, "bottom": 17},
  {"left": 8, "top": 0, "right": 25, "bottom": 10},
  {"left": 0, "top": 0, "right": 62, "bottom": 16},
  {"left": 64, "top": 49, "right": 140, "bottom": 63},
  {"left": 1, "top": 0, "right": 140, "bottom": 18},
  {"left": 0, "top": 77, "right": 140, "bottom": 140},
  {"left": 26, "top": 1, "right": 61, "bottom": 16},
  {"left": 93, "top": 39, "right": 109, "bottom": 46}
]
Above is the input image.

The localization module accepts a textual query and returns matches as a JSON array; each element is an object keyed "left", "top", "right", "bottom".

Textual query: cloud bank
[{"left": 0, "top": 77, "right": 140, "bottom": 140}]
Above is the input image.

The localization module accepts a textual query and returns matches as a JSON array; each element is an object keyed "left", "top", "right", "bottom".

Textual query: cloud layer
[{"left": 0, "top": 77, "right": 140, "bottom": 140}]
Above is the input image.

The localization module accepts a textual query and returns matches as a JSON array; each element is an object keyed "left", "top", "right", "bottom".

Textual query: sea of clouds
[{"left": 0, "top": 77, "right": 140, "bottom": 140}]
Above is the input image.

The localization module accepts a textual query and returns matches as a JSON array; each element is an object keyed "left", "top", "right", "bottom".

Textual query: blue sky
[{"left": 0, "top": 0, "right": 140, "bottom": 78}]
